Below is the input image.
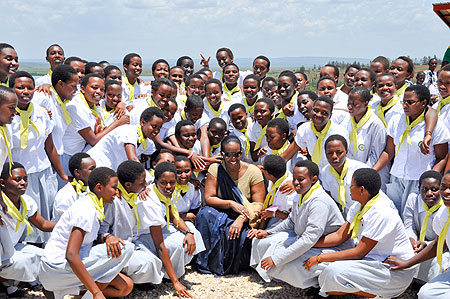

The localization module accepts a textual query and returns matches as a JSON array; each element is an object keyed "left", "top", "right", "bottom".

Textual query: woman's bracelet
[
  {"left": 425, "top": 131, "right": 432, "bottom": 136},
  {"left": 317, "top": 254, "right": 322, "bottom": 263}
]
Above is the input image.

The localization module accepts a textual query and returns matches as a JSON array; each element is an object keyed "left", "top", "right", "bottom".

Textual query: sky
[{"left": 1, "top": 0, "right": 449, "bottom": 66}]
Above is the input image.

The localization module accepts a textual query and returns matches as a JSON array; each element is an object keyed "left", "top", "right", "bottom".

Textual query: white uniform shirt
[
  {"left": 99, "top": 99, "right": 130, "bottom": 127},
  {"left": 321, "top": 158, "right": 368, "bottom": 215},
  {"left": 294, "top": 121, "right": 349, "bottom": 170},
  {"left": 346, "top": 193, "right": 415, "bottom": 261},
  {"left": 265, "top": 176, "right": 296, "bottom": 229},
  {"left": 202, "top": 99, "right": 230, "bottom": 127},
  {"left": 63, "top": 94, "right": 99, "bottom": 155},
  {"left": 121, "top": 78, "right": 146, "bottom": 106},
  {"left": 10, "top": 104, "right": 53, "bottom": 173},
  {"left": 433, "top": 99, "right": 450, "bottom": 129},
  {"left": 287, "top": 100, "right": 308, "bottom": 133},
  {"left": 137, "top": 186, "right": 166, "bottom": 231},
  {"left": 403, "top": 193, "right": 440, "bottom": 242},
  {"left": 229, "top": 118, "right": 253, "bottom": 163},
  {"left": 100, "top": 195, "right": 138, "bottom": 241},
  {"left": 174, "top": 183, "right": 201, "bottom": 214},
  {"left": 42, "top": 195, "right": 101, "bottom": 263},
  {"left": 33, "top": 90, "right": 70, "bottom": 155},
  {"left": 249, "top": 121, "right": 268, "bottom": 149},
  {"left": 432, "top": 205, "right": 450, "bottom": 254},
  {"left": 35, "top": 74, "right": 51, "bottom": 87},
  {"left": 3, "top": 194, "right": 38, "bottom": 246},
  {"left": 333, "top": 88, "right": 349, "bottom": 112},
  {"left": 167, "top": 111, "right": 209, "bottom": 137},
  {"left": 52, "top": 182, "right": 84, "bottom": 222},
  {"left": 388, "top": 116, "right": 449, "bottom": 180},
  {"left": 87, "top": 124, "right": 157, "bottom": 171},
  {"left": 370, "top": 99, "right": 404, "bottom": 128}
]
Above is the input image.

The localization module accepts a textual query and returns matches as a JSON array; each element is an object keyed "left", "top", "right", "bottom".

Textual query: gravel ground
[{"left": 0, "top": 265, "right": 419, "bottom": 299}]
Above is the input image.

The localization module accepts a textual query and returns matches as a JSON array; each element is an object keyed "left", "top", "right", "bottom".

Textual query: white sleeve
[
  {"left": 294, "top": 123, "right": 308, "bottom": 148},
  {"left": 68, "top": 105, "right": 92, "bottom": 132},
  {"left": 70, "top": 205, "right": 97, "bottom": 233},
  {"left": 23, "top": 195, "right": 38, "bottom": 218},
  {"left": 138, "top": 194, "right": 166, "bottom": 228},
  {"left": 360, "top": 209, "right": 392, "bottom": 241}
]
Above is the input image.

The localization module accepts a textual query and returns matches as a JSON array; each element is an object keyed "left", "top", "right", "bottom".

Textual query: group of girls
[{"left": 0, "top": 41, "right": 450, "bottom": 298}]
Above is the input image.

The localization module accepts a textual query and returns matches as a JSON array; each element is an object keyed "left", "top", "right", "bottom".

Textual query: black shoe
[
  {"left": 7, "top": 289, "right": 25, "bottom": 298},
  {"left": 42, "top": 289, "right": 55, "bottom": 299}
]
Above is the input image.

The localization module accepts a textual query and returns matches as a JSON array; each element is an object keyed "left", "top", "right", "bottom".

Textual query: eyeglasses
[
  {"left": 177, "top": 169, "right": 191, "bottom": 175},
  {"left": 402, "top": 99, "right": 421, "bottom": 106},
  {"left": 223, "top": 151, "right": 242, "bottom": 158}
]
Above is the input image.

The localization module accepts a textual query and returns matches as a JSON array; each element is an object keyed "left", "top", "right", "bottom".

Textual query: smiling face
[
  {"left": 156, "top": 171, "right": 176, "bottom": 198},
  {"left": 153, "top": 62, "right": 169, "bottom": 79},
  {"left": 223, "top": 65, "right": 239, "bottom": 85},
  {"left": 178, "top": 124, "right": 197, "bottom": 149},
  {"left": 185, "top": 107, "right": 203, "bottom": 124},
  {"left": 124, "top": 56, "right": 142, "bottom": 80},
  {"left": 253, "top": 58, "right": 269, "bottom": 79},
  {"left": 105, "top": 84, "right": 122, "bottom": 110},
  {"left": 81, "top": 77, "right": 105, "bottom": 106},
  {"left": 216, "top": 51, "right": 233, "bottom": 69},
  {"left": 440, "top": 174, "right": 450, "bottom": 208},
  {"left": 0, "top": 47, "right": 19, "bottom": 80},
  {"left": 420, "top": 177, "right": 441, "bottom": 208},
  {"left": 243, "top": 78, "right": 259, "bottom": 100},
  {"left": 370, "top": 61, "right": 385, "bottom": 76},
  {"left": 162, "top": 101, "right": 177, "bottom": 123},
  {"left": 97, "top": 176, "right": 119, "bottom": 204},
  {"left": 293, "top": 166, "right": 316, "bottom": 195},
  {"left": 354, "top": 70, "right": 373, "bottom": 89},
  {"left": 222, "top": 141, "right": 242, "bottom": 167},
  {"left": 254, "top": 102, "right": 273, "bottom": 127},
  {"left": 13, "top": 76, "right": 35, "bottom": 109},
  {"left": 278, "top": 75, "right": 295, "bottom": 101},
  {"left": 262, "top": 80, "right": 277, "bottom": 98},
  {"left": 46, "top": 46, "right": 65, "bottom": 70},
  {"left": 175, "top": 160, "right": 192, "bottom": 185},
  {"left": 266, "top": 126, "right": 286, "bottom": 150},
  {"left": 208, "top": 122, "right": 227, "bottom": 146},
  {"left": 389, "top": 59, "right": 411, "bottom": 88},
  {"left": 312, "top": 100, "right": 332, "bottom": 128},
  {"left": 229, "top": 108, "right": 248, "bottom": 131},
  {"left": 0, "top": 92, "right": 18, "bottom": 125},
  {"left": 317, "top": 79, "right": 337, "bottom": 99},
  {"left": 140, "top": 116, "right": 163, "bottom": 140},
  {"left": 180, "top": 59, "right": 194, "bottom": 77},
  {"left": 297, "top": 94, "right": 314, "bottom": 119},
  {"left": 437, "top": 70, "right": 450, "bottom": 99},
  {"left": 295, "top": 73, "right": 308, "bottom": 92},
  {"left": 187, "top": 78, "right": 205, "bottom": 97},
  {"left": 170, "top": 68, "right": 184, "bottom": 85},
  {"left": 344, "top": 67, "right": 358, "bottom": 88},
  {"left": 205, "top": 82, "right": 222, "bottom": 108},
  {"left": 152, "top": 83, "right": 172, "bottom": 109},
  {"left": 74, "top": 157, "right": 96, "bottom": 185},
  {"left": 376, "top": 75, "right": 396, "bottom": 103},
  {"left": 1, "top": 167, "right": 28, "bottom": 197},
  {"left": 105, "top": 68, "right": 122, "bottom": 84},
  {"left": 347, "top": 93, "right": 367, "bottom": 119},
  {"left": 325, "top": 140, "right": 347, "bottom": 170},
  {"left": 69, "top": 61, "right": 86, "bottom": 84}
]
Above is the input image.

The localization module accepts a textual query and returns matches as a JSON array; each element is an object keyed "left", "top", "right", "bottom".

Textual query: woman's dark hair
[
  {"left": 352, "top": 168, "right": 381, "bottom": 198},
  {"left": 278, "top": 70, "right": 297, "bottom": 85},
  {"left": 349, "top": 86, "right": 371, "bottom": 103},
  {"left": 294, "top": 160, "right": 319, "bottom": 178},
  {"left": 152, "top": 59, "right": 170, "bottom": 73},
  {"left": 51, "top": 64, "right": 77, "bottom": 87},
  {"left": 175, "top": 120, "right": 195, "bottom": 137},
  {"left": 117, "top": 160, "right": 145, "bottom": 185},
  {"left": 263, "top": 155, "right": 286, "bottom": 180},
  {"left": 154, "top": 161, "right": 177, "bottom": 180},
  {"left": 205, "top": 78, "right": 223, "bottom": 92},
  {"left": 419, "top": 170, "right": 442, "bottom": 188},
  {"left": 9, "top": 71, "right": 35, "bottom": 88},
  {"left": 88, "top": 167, "right": 117, "bottom": 191},
  {"left": 69, "top": 152, "right": 91, "bottom": 177},
  {"left": 405, "top": 84, "right": 431, "bottom": 106},
  {"left": 1, "top": 162, "right": 24, "bottom": 180},
  {"left": 220, "top": 135, "right": 242, "bottom": 152},
  {"left": 324, "top": 134, "right": 348, "bottom": 151}
]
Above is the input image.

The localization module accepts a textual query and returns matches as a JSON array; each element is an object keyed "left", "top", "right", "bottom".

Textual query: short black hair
[
  {"left": 151, "top": 78, "right": 173, "bottom": 93},
  {"left": 152, "top": 59, "right": 170, "bottom": 73},
  {"left": 205, "top": 78, "right": 223, "bottom": 92},
  {"left": 294, "top": 160, "right": 319, "bottom": 179},
  {"left": 174, "top": 155, "right": 191, "bottom": 164},
  {"left": 228, "top": 103, "right": 246, "bottom": 115},
  {"left": 375, "top": 73, "right": 397, "bottom": 87},
  {"left": 117, "top": 160, "right": 145, "bottom": 185},
  {"left": 221, "top": 135, "right": 242, "bottom": 152},
  {"left": 152, "top": 149, "right": 174, "bottom": 166},
  {"left": 352, "top": 168, "right": 381, "bottom": 198},
  {"left": 104, "top": 65, "right": 121, "bottom": 77},
  {"left": 345, "top": 64, "right": 361, "bottom": 74},
  {"left": 0, "top": 86, "right": 16, "bottom": 105},
  {"left": 140, "top": 106, "right": 164, "bottom": 122},
  {"left": 46, "top": 44, "right": 64, "bottom": 57},
  {"left": 243, "top": 74, "right": 261, "bottom": 87},
  {"left": 357, "top": 68, "right": 376, "bottom": 84},
  {"left": 123, "top": 53, "right": 141, "bottom": 66},
  {"left": 64, "top": 56, "right": 83, "bottom": 65},
  {"left": 105, "top": 79, "right": 121, "bottom": 91},
  {"left": 80, "top": 73, "right": 103, "bottom": 88},
  {"left": 1, "top": 162, "right": 24, "bottom": 180},
  {"left": 51, "top": 64, "right": 77, "bottom": 87},
  {"left": 216, "top": 48, "right": 234, "bottom": 59},
  {"left": 87, "top": 167, "right": 117, "bottom": 191},
  {"left": 170, "top": 65, "right": 184, "bottom": 73},
  {"left": 176, "top": 56, "right": 193, "bottom": 67},
  {"left": 0, "top": 43, "right": 14, "bottom": 54},
  {"left": 317, "top": 75, "right": 337, "bottom": 88},
  {"left": 441, "top": 64, "right": 450, "bottom": 72},
  {"left": 263, "top": 155, "right": 286, "bottom": 179},
  {"left": 185, "top": 74, "right": 205, "bottom": 87},
  {"left": 84, "top": 62, "right": 102, "bottom": 75},
  {"left": 256, "top": 97, "right": 275, "bottom": 114},
  {"left": 278, "top": 70, "right": 297, "bottom": 85},
  {"left": 325, "top": 134, "right": 348, "bottom": 151},
  {"left": 267, "top": 118, "right": 289, "bottom": 136},
  {"left": 405, "top": 84, "right": 430, "bottom": 106},
  {"left": 223, "top": 62, "right": 239, "bottom": 72},
  {"left": 208, "top": 117, "right": 227, "bottom": 130},
  {"left": 298, "top": 90, "right": 318, "bottom": 101},
  {"left": 69, "top": 152, "right": 91, "bottom": 177},
  {"left": 324, "top": 64, "right": 339, "bottom": 78},
  {"left": 254, "top": 55, "right": 270, "bottom": 68},
  {"left": 349, "top": 86, "right": 371, "bottom": 103},
  {"left": 185, "top": 94, "right": 204, "bottom": 110},
  {"left": 314, "top": 96, "right": 334, "bottom": 113},
  {"left": 372, "top": 56, "right": 390, "bottom": 70},
  {"left": 419, "top": 170, "right": 443, "bottom": 187},
  {"left": 154, "top": 161, "right": 177, "bottom": 180},
  {"left": 262, "top": 76, "right": 277, "bottom": 86},
  {"left": 175, "top": 120, "right": 195, "bottom": 136},
  {"left": 295, "top": 71, "right": 308, "bottom": 81},
  {"left": 9, "top": 71, "right": 35, "bottom": 88},
  {"left": 396, "top": 56, "right": 414, "bottom": 74}
]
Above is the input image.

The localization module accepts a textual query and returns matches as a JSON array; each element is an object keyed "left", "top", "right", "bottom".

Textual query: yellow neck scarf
[
  {"left": 350, "top": 107, "right": 372, "bottom": 153},
  {"left": 124, "top": 76, "right": 138, "bottom": 102},
  {"left": 147, "top": 96, "right": 158, "bottom": 108},
  {"left": 137, "top": 123, "right": 148, "bottom": 149},
  {"left": 70, "top": 178, "right": 87, "bottom": 195},
  {"left": 0, "top": 125, "right": 13, "bottom": 171},
  {"left": 419, "top": 199, "right": 442, "bottom": 242},
  {"left": 1, "top": 192, "right": 34, "bottom": 235},
  {"left": 394, "top": 83, "right": 408, "bottom": 98},
  {"left": 254, "top": 124, "right": 267, "bottom": 150},
  {"left": 298, "top": 181, "right": 321, "bottom": 208},
  {"left": 0, "top": 77, "right": 9, "bottom": 87},
  {"left": 153, "top": 184, "right": 179, "bottom": 229},
  {"left": 47, "top": 68, "right": 53, "bottom": 78},
  {"left": 175, "top": 182, "right": 190, "bottom": 195},
  {"left": 437, "top": 207, "right": 450, "bottom": 272},
  {"left": 16, "top": 103, "right": 40, "bottom": 149},
  {"left": 87, "top": 192, "right": 105, "bottom": 222},
  {"left": 328, "top": 159, "right": 349, "bottom": 212},
  {"left": 207, "top": 99, "right": 224, "bottom": 118},
  {"left": 270, "top": 140, "right": 289, "bottom": 156},
  {"left": 102, "top": 104, "right": 114, "bottom": 121},
  {"left": 348, "top": 193, "right": 381, "bottom": 239},
  {"left": 437, "top": 95, "right": 450, "bottom": 116},
  {"left": 223, "top": 83, "right": 241, "bottom": 101},
  {"left": 51, "top": 86, "right": 72, "bottom": 125},
  {"left": 181, "top": 109, "right": 188, "bottom": 121},
  {"left": 377, "top": 96, "right": 400, "bottom": 128},
  {"left": 263, "top": 172, "right": 287, "bottom": 209},
  {"left": 210, "top": 143, "right": 220, "bottom": 156},
  {"left": 395, "top": 111, "right": 425, "bottom": 156},
  {"left": 118, "top": 182, "right": 140, "bottom": 233},
  {"left": 237, "top": 127, "right": 250, "bottom": 157},
  {"left": 311, "top": 120, "right": 332, "bottom": 165},
  {"left": 243, "top": 96, "right": 258, "bottom": 116},
  {"left": 80, "top": 93, "right": 103, "bottom": 126}
]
